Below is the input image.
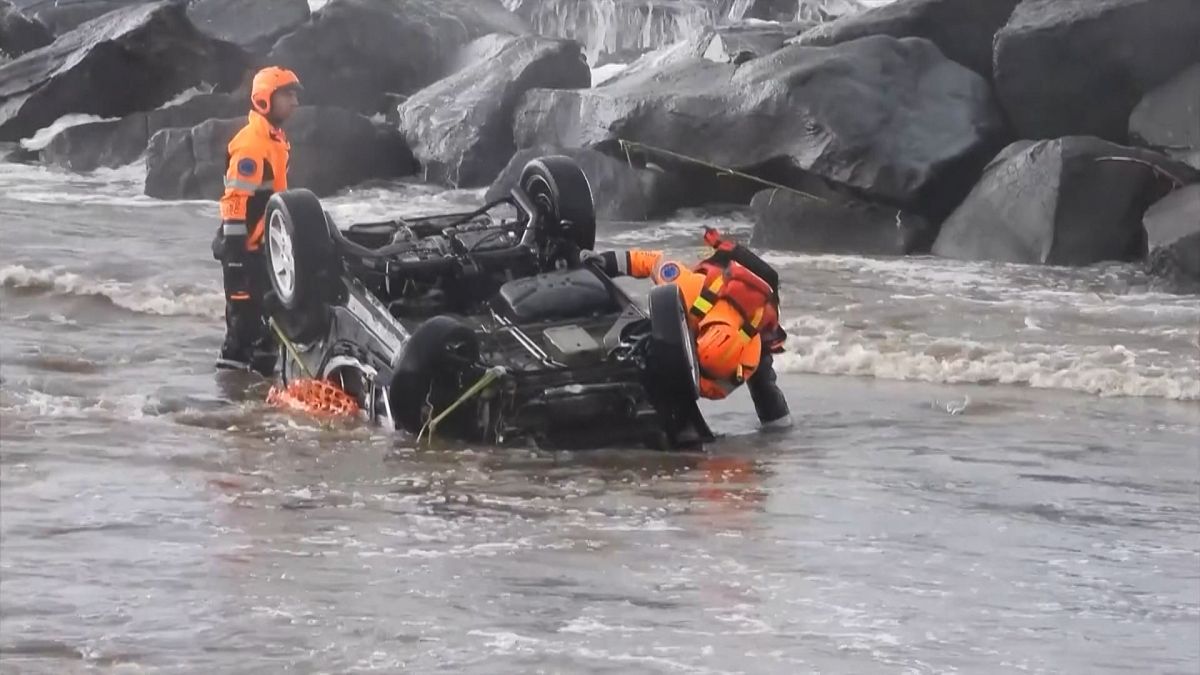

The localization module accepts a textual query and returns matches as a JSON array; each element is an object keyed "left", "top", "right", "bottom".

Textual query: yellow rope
[
  {"left": 616, "top": 139, "right": 830, "bottom": 204},
  {"left": 268, "top": 317, "right": 313, "bottom": 379},
  {"left": 417, "top": 366, "right": 507, "bottom": 444}
]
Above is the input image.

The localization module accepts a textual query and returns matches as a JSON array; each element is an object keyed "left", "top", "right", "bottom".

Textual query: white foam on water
[
  {"left": 162, "top": 83, "right": 215, "bottom": 108},
  {"left": 19, "top": 114, "right": 114, "bottom": 151},
  {"left": 0, "top": 389, "right": 153, "bottom": 422},
  {"left": 0, "top": 265, "right": 223, "bottom": 319},
  {"left": 775, "top": 316, "right": 1200, "bottom": 401}
]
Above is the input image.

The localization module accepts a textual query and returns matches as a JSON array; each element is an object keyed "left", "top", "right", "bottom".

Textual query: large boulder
[
  {"left": 793, "top": 0, "right": 1021, "bottom": 79},
  {"left": 41, "top": 92, "right": 243, "bottom": 171},
  {"left": 7, "top": 0, "right": 147, "bottom": 35},
  {"left": 399, "top": 35, "right": 589, "bottom": 188},
  {"left": 267, "top": 0, "right": 529, "bottom": 116},
  {"left": 0, "top": 2, "right": 248, "bottom": 142},
  {"left": 144, "top": 106, "right": 417, "bottom": 199},
  {"left": 608, "top": 22, "right": 802, "bottom": 86},
  {"left": 932, "top": 137, "right": 1198, "bottom": 266},
  {"left": 186, "top": 0, "right": 310, "bottom": 53},
  {"left": 751, "top": 187, "right": 934, "bottom": 255},
  {"left": 993, "top": 0, "right": 1200, "bottom": 142},
  {"left": 1143, "top": 185, "right": 1200, "bottom": 287},
  {"left": 1129, "top": 63, "right": 1200, "bottom": 172},
  {"left": 485, "top": 146, "right": 685, "bottom": 222},
  {"left": 0, "top": 1, "right": 52, "bottom": 58},
  {"left": 514, "top": 35, "right": 1004, "bottom": 215}
]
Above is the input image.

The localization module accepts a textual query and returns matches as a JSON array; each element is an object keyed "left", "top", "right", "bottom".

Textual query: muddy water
[{"left": 1, "top": 164, "right": 1197, "bottom": 673}]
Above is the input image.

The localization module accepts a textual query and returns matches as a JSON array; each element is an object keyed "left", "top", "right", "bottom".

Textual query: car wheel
[
  {"left": 519, "top": 155, "right": 596, "bottom": 251},
  {"left": 264, "top": 189, "right": 335, "bottom": 343},
  {"left": 647, "top": 284, "right": 701, "bottom": 402},
  {"left": 388, "top": 316, "right": 481, "bottom": 435}
]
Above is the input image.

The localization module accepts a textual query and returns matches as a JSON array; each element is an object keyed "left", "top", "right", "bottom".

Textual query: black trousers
[
  {"left": 216, "top": 237, "right": 278, "bottom": 375},
  {"left": 747, "top": 348, "right": 790, "bottom": 424}
]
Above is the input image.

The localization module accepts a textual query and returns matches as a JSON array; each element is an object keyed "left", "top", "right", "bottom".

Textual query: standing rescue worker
[
  {"left": 212, "top": 66, "right": 302, "bottom": 374},
  {"left": 582, "top": 228, "right": 792, "bottom": 429}
]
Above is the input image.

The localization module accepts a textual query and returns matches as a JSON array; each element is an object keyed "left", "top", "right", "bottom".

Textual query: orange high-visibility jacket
[
  {"left": 218, "top": 111, "right": 290, "bottom": 252},
  {"left": 616, "top": 249, "right": 770, "bottom": 399}
]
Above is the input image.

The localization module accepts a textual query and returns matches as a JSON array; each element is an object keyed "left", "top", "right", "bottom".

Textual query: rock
[
  {"left": 793, "top": 0, "right": 1021, "bottom": 79},
  {"left": 0, "top": 2, "right": 249, "bottom": 142},
  {"left": 610, "top": 22, "right": 801, "bottom": 85},
  {"left": 932, "top": 136, "right": 1198, "bottom": 266},
  {"left": 0, "top": 1, "right": 52, "bottom": 58},
  {"left": 486, "top": 145, "right": 685, "bottom": 221},
  {"left": 1143, "top": 185, "right": 1200, "bottom": 286},
  {"left": 144, "top": 106, "right": 417, "bottom": 200},
  {"left": 41, "top": 92, "right": 243, "bottom": 171},
  {"left": 268, "top": 0, "right": 529, "bottom": 116},
  {"left": 1130, "top": 63, "right": 1200, "bottom": 171},
  {"left": 186, "top": 0, "right": 310, "bottom": 53},
  {"left": 751, "top": 187, "right": 934, "bottom": 255},
  {"left": 399, "top": 34, "right": 590, "bottom": 188},
  {"left": 993, "top": 0, "right": 1200, "bottom": 142},
  {"left": 515, "top": 35, "right": 1004, "bottom": 215},
  {"left": 7, "top": 0, "right": 147, "bottom": 35},
  {"left": 698, "top": 23, "right": 802, "bottom": 65}
]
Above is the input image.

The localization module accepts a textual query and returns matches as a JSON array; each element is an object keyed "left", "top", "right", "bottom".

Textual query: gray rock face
[
  {"left": 399, "top": 34, "right": 590, "bottom": 188},
  {"left": 793, "top": 0, "right": 1021, "bottom": 79},
  {"left": 993, "top": 0, "right": 1200, "bottom": 142},
  {"left": 7, "top": 0, "right": 148, "bottom": 34},
  {"left": 486, "top": 145, "right": 684, "bottom": 222},
  {"left": 514, "top": 35, "right": 1004, "bottom": 214},
  {"left": 144, "top": 106, "right": 417, "bottom": 199},
  {"left": 932, "top": 136, "right": 1198, "bottom": 266},
  {"left": 751, "top": 187, "right": 934, "bottom": 255},
  {"left": 186, "top": 0, "right": 310, "bottom": 52},
  {"left": 1129, "top": 63, "right": 1200, "bottom": 172},
  {"left": 267, "top": 0, "right": 529, "bottom": 115},
  {"left": 0, "top": 2, "right": 248, "bottom": 142},
  {"left": 41, "top": 92, "right": 243, "bottom": 171},
  {"left": 1143, "top": 184, "right": 1200, "bottom": 286},
  {"left": 0, "top": 0, "right": 52, "bottom": 58}
]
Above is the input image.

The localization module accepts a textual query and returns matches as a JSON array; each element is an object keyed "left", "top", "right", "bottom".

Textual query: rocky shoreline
[{"left": 1, "top": 0, "right": 1197, "bottom": 287}]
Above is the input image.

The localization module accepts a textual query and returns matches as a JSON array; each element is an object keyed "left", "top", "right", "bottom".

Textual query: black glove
[{"left": 579, "top": 250, "right": 621, "bottom": 276}]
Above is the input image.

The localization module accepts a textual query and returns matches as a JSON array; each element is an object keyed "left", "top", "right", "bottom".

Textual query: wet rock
[
  {"left": 41, "top": 92, "right": 243, "bottom": 171},
  {"left": 268, "top": 0, "right": 529, "bottom": 116},
  {"left": 610, "top": 22, "right": 801, "bottom": 85},
  {"left": 993, "top": 0, "right": 1200, "bottom": 142},
  {"left": 932, "top": 137, "right": 1198, "bottom": 266},
  {"left": 1143, "top": 185, "right": 1200, "bottom": 286},
  {"left": 515, "top": 35, "right": 1004, "bottom": 214},
  {"left": 486, "top": 146, "right": 685, "bottom": 222},
  {"left": 7, "top": 0, "right": 147, "bottom": 35},
  {"left": 0, "top": 2, "right": 249, "bottom": 142},
  {"left": 751, "top": 187, "right": 934, "bottom": 255},
  {"left": 793, "top": 0, "right": 1021, "bottom": 79},
  {"left": 0, "top": 1, "right": 52, "bottom": 58},
  {"left": 399, "top": 34, "right": 589, "bottom": 188},
  {"left": 144, "top": 106, "right": 417, "bottom": 200},
  {"left": 1129, "top": 63, "right": 1200, "bottom": 172},
  {"left": 186, "top": 0, "right": 310, "bottom": 53}
]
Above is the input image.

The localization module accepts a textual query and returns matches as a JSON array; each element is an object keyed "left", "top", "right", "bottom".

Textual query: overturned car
[{"left": 262, "top": 156, "right": 713, "bottom": 449}]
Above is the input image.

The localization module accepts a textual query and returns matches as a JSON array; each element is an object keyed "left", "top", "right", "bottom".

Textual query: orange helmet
[{"left": 251, "top": 66, "right": 302, "bottom": 115}]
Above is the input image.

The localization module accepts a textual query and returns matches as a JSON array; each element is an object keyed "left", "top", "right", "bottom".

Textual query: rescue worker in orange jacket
[
  {"left": 582, "top": 229, "right": 792, "bottom": 429},
  {"left": 212, "top": 66, "right": 302, "bottom": 374}
]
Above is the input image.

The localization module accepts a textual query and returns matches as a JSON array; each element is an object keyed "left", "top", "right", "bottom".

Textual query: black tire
[
  {"left": 388, "top": 316, "right": 481, "bottom": 434},
  {"left": 519, "top": 155, "right": 596, "bottom": 251},
  {"left": 264, "top": 189, "right": 335, "bottom": 343},
  {"left": 646, "top": 284, "right": 700, "bottom": 402}
]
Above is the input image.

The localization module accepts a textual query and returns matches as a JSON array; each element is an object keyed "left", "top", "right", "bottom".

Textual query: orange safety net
[{"left": 266, "top": 377, "right": 360, "bottom": 418}]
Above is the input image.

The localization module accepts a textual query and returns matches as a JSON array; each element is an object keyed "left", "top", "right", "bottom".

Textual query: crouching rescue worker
[
  {"left": 582, "top": 228, "right": 793, "bottom": 429},
  {"left": 212, "top": 66, "right": 302, "bottom": 374}
]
